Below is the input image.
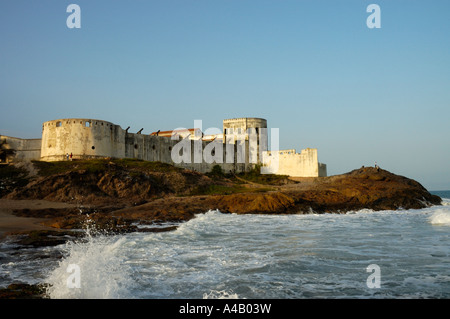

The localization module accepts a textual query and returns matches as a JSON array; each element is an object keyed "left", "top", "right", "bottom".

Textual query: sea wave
[
  {"left": 45, "top": 231, "right": 134, "bottom": 299},
  {"left": 3, "top": 203, "right": 449, "bottom": 299},
  {"left": 428, "top": 209, "right": 450, "bottom": 226},
  {"left": 203, "top": 289, "right": 240, "bottom": 299}
]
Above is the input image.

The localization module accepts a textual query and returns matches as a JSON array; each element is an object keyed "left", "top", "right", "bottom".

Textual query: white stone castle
[{"left": 0, "top": 117, "right": 326, "bottom": 177}]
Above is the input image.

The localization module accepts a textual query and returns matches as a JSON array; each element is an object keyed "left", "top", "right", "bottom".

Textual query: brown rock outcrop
[
  {"left": 5, "top": 163, "right": 215, "bottom": 205},
  {"left": 282, "top": 167, "right": 441, "bottom": 213},
  {"left": 2, "top": 161, "right": 442, "bottom": 235},
  {"left": 111, "top": 167, "right": 441, "bottom": 221}
]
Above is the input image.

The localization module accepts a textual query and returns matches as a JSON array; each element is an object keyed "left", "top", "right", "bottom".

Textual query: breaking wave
[
  {"left": 45, "top": 219, "right": 135, "bottom": 299},
  {"left": 429, "top": 209, "right": 450, "bottom": 226},
  {"left": 3, "top": 205, "right": 447, "bottom": 299}
]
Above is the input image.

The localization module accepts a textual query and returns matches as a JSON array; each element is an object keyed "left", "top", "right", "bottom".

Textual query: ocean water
[{"left": 1, "top": 192, "right": 450, "bottom": 299}]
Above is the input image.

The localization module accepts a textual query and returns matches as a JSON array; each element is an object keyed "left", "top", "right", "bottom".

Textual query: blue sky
[{"left": 1, "top": 0, "right": 449, "bottom": 190}]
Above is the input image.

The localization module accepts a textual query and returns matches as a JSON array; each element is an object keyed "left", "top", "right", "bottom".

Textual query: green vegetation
[
  {"left": 206, "top": 164, "right": 294, "bottom": 186},
  {"left": 205, "top": 164, "right": 225, "bottom": 179},
  {"left": 112, "top": 158, "right": 182, "bottom": 173},
  {"left": 31, "top": 158, "right": 181, "bottom": 176},
  {"left": 189, "top": 184, "right": 273, "bottom": 196},
  {"left": 32, "top": 159, "right": 107, "bottom": 176},
  {"left": 4, "top": 159, "right": 288, "bottom": 199},
  {"left": 30, "top": 159, "right": 290, "bottom": 186},
  {"left": 232, "top": 165, "right": 293, "bottom": 186}
]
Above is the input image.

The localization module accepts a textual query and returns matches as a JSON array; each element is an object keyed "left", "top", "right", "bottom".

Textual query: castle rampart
[
  {"left": 0, "top": 135, "right": 41, "bottom": 163},
  {"left": 262, "top": 148, "right": 327, "bottom": 177},
  {"left": 2, "top": 117, "right": 326, "bottom": 177},
  {"left": 39, "top": 118, "right": 263, "bottom": 174},
  {"left": 40, "top": 119, "right": 125, "bottom": 161}
]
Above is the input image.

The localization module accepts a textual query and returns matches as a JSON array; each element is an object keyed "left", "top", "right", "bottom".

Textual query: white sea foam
[
  {"left": 428, "top": 209, "right": 450, "bottom": 226},
  {"left": 203, "top": 289, "right": 240, "bottom": 299},
  {"left": 45, "top": 229, "right": 134, "bottom": 299},
  {"left": 3, "top": 205, "right": 448, "bottom": 299}
]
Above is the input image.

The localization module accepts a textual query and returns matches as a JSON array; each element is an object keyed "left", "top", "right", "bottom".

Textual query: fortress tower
[
  {"left": 223, "top": 118, "right": 268, "bottom": 165},
  {"left": 2, "top": 116, "right": 326, "bottom": 177},
  {"left": 40, "top": 119, "right": 125, "bottom": 161}
]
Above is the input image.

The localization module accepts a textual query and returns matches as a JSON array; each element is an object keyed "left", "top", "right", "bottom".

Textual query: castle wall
[
  {"left": 0, "top": 135, "right": 41, "bottom": 163},
  {"left": 38, "top": 118, "right": 258, "bottom": 174},
  {"left": 261, "top": 148, "right": 327, "bottom": 177},
  {"left": 166, "top": 136, "right": 253, "bottom": 174},
  {"left": 115, "top": 118, "right": 262, "bottom": 174},
  {"left": 124, "top": 133, "right": 176, "bottom": 164},
  {"left": 319, "top": 163, "right": 327, "bottom": 177},
  {"left": 31, "top": 117, "right": 325, "bottom": 178}
]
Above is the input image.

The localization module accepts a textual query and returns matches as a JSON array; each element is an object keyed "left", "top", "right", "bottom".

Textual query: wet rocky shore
[{"left": 0, "top": 160, "right": 442, "bottom": 298}]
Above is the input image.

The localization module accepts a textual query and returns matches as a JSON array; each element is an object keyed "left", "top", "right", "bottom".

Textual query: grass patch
[
  {"left": 205, "top": 164, "right": 227, "bottom": 181},
  {"left": 112, "top": 158, "right": 181, "bottom": 173},
  {"left": 31, "top": 158, "right": 182, "bottom": 176},
  {"left": 233, "top": 165, "right": 293, "bottom": 186},
  {"left": 32, "top": 159, "right": 108, "bottom": 176},
  {"left": 189, "top": 184, "right": 273, "bottom": 196}
]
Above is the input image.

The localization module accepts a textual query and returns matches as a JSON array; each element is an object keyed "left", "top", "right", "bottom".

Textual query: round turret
[
  {"left": 222, "top": 117, "right": 268, "bottom": 164},
  {"left": 40, "top": 118, "right": 123, "bottom": 161},
  {"left": 223, "top": 117, "right": 267, "bottom": 136}
]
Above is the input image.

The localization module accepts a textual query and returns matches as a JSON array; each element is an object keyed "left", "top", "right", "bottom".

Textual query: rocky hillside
[
  {"left": 1, "top": 160, "right": 441, "bottom": 232},
  {"left": 0, "top": 161, "right": 442, "bottom": 298},
  {"left": 108, "top": 167, "right": 441, "bottom": 225},
  {"left": 3, "top": 159, "right": 219, "bottom": 205},
  {"left": 282, "top": 166, "right": 442, "bottom": 212}
]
